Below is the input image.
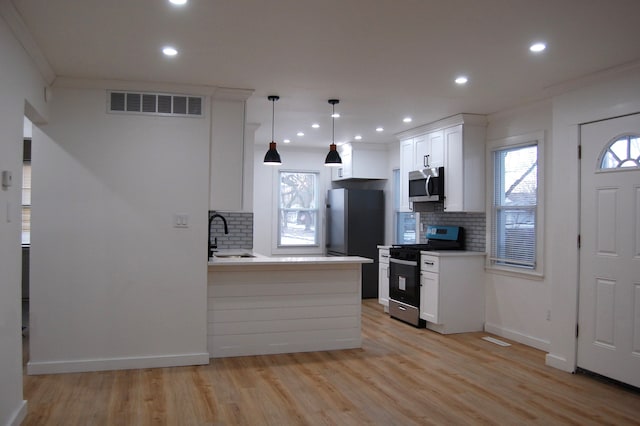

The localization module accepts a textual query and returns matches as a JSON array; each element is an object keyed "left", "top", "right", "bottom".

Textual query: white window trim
[
  {"left": 486, "top": 130, "right": 545, "bottom": 279},
  {"left": 271, "top": 168, "right": 325, "bottom": 256}
]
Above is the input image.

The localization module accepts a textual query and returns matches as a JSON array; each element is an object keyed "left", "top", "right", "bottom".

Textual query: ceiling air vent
[{"left": 108, "top": 91, "right": 204, "bottom": 117}]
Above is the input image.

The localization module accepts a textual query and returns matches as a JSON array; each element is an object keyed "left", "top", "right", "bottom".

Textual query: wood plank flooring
[{"left": 23, "top": 300, "right": 640, "bottom": 425}]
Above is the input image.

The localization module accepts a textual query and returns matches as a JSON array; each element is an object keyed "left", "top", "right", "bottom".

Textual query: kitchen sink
[{"left": 212, "top": 253, "right": 256, "bottom": 258}]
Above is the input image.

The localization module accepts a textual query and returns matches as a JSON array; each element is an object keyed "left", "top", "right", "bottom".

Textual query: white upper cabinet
[
  {"left": 414, "top": 130, "right": 444, "bottom": 169},
  {"left": 396, "top": 114, "right": 486, "bottom": 213},
  {"left": 399, "top": 137, "right": 416, "bottom": 212},
  {"left": 332, "top": 143, "right": 388, "bottom": 181},
  {"left": 442, "top": 121, "right": 486, "bottom": 212},
  {"left": 209, "top": 89, "right": 255, "bottom": 212}
]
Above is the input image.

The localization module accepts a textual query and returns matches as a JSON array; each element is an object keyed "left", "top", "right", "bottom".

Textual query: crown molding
[
  {"left": 542, "top": 58, "right": 640, "bottom": 99},
  {"left": 0, "top": 0, "right": 55, "bottom": 84},
  {"left": 52, "top": 76, "right": 225, "bottom": 96},
  {"left": 394, "top": 113, "right": 487, "bottom": 140},
  {"left": 212, "top": 87, "right": 254, "bottom": 101}
]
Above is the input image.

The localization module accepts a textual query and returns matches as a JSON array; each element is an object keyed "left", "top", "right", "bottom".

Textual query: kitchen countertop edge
[
  {"left": 208, "top": 253, "right": 374, "bottom": 266},
  {"left": 420, "top": 250, "right": 487, "bottom": 257}
]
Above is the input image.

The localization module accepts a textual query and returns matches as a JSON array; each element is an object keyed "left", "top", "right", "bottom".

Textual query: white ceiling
[{"left": 10, "top": 0, "right": 640, "bottom": 148}]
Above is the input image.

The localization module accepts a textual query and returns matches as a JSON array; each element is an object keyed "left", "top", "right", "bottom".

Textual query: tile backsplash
[
  {"left": 209, "top": 211, "right": 254, "bottom": 250},
  {"left": 419, "top": 209, "right": 486, "bottom": 252}
]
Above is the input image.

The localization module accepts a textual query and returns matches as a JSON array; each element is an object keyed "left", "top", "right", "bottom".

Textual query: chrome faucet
[{"left": 208, "top": 212, "right": 229, "bottom": 258}]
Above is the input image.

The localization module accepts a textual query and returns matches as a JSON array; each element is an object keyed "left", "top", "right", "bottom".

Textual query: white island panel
[{"left": 208, "top": 260, "right": 368, "bottom": 358}]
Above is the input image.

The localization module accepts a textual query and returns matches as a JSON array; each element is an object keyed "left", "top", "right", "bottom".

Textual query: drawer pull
[{"left": 424, "top": 261, "right": 435, "bottom": 266}]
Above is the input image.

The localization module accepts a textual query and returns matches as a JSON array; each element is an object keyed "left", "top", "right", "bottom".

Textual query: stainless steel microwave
[{"left": 408, "top": 167, "right": 445, "bottom": 202}]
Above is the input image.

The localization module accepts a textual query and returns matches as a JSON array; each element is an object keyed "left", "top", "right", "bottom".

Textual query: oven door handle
[{"left": 390, "top": 258, "right": 418, "bottom": 267}]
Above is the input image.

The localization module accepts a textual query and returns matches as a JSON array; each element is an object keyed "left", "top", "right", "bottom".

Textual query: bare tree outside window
[
  {"left": 278, "top": 171, "right": 319, "bottom": 246},
  {"left": 491, "top": 144, "right": 538, "bottom": 268}
]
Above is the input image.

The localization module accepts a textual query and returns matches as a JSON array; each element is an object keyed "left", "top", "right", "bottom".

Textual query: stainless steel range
[{"left": 389, "top": 225, "right": 465, "bottom": 327}]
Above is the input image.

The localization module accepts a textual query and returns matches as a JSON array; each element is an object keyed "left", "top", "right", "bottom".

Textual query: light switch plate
[
  {"left": 1, "top": 170, "right": 12, "bottom": 188},
  {"left": 173, "top": 213, "right": 189, "bottom": 228}
]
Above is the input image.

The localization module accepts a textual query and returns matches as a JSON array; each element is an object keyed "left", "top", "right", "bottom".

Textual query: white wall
[
  {"left": 546, "top": 67, "right": 640, "bottom": 372},
  {"left": 484, "top": 100, "right": 553, "bottom": 351},
  {"left": 0, "top": 13, "right": 49, "bottom": 426},
  {"left": 253, "top": 145, "right": 333, "bottom": 256},
  {"left": 482, "top": 67, "right": 640, "bottom": 371},
  {"left": 28, "top": 85, "right": 211, "bottom": 374}
]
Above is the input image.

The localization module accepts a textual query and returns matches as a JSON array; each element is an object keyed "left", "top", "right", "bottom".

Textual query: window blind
[{"left": 490, "top": 144, "right": 538, "bottom": 268}]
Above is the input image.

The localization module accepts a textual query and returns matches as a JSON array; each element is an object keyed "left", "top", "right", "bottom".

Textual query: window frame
[
  {"left": 486, "top": 131, "right": 545, "bottom": 279},
  {"left": 276, "top": 170, "right": 321, "bottom": 249}
]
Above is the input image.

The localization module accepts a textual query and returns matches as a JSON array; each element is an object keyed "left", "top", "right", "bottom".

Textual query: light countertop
[
  {"left": 420, "top": 250, "right": 486, "bottom": 257},
  {"left": 208, "top": 251, "right": 374, "bottom": 266}
]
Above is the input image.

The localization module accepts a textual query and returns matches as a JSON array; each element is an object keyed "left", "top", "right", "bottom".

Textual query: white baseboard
[
  {"left": 27, "top": 352, "right": 210, "bottom": 375},
  {"left": 545, "top": 353, "right": 574, "bottom": 372},
  {"left": 7, "top": 400, "right": 27, "bottom": 426},
  {"left": 484, "top": 322, "right": 550, "bottom": 352}
]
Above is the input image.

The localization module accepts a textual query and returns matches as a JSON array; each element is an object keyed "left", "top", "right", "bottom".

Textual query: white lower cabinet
[
  {"left": 378, "top": 248, "right": 390, "bottom": 311},
  {"left": 419, "top": 271, "right": 439, "bottom": 323},
  {"left": 419, "top": 252, "right": 485, "bottom": 334}
]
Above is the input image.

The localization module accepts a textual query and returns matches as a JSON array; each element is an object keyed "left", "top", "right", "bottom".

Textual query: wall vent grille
[{"left": 108, "top": 91, "right": 203, "bottom": 117}]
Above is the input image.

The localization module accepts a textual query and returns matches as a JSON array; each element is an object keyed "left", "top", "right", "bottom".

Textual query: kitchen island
[{"left": 207, "top": 253, "right": 372, "bottom": 358}]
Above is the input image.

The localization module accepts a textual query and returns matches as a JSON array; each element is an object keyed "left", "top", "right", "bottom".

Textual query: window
[
  {"left": 490, "top": 138, "right": 541, "bottom": 271},
  {"left": 393, "top": 169, "right": 417, "bottom": 244},
  {"left": 599, "top": 134, "right": 640, "bottom": 169},
  {"left": 278, "top": 171, "right": 319, "bottom": 247}
]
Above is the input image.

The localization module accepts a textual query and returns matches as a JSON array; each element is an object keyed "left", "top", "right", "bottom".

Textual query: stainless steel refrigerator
[{"left": 326, "top": 188, "right": 384, "bottom": 298}]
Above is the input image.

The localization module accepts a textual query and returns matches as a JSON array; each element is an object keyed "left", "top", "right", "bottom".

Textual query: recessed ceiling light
[
  {"left": 376, "top": 127, "right": 384, "bottom": 132},
  {"left": 529, "top": 42, "right": 546, "bottom": 53},
  {"left": 331, "top": 113, "right": 340, "bottom": 118},
  {"left": 162, "top": 46, "right": 178, "bottom": 56},
  {"left": 169, "top": 0, "right": 187, "bottom": 5},
  {"left": 403, "top": 117, "right": 412, "bottom": 123},
  {"left": 297, "top": 132, "right": 304, "bottom": 137},
  {"left": 312, "top": 123, "right": 320, "bottom": 129},
  {"left": 354, "top": 135, "right": 362, "bottom": 140},
  {"left": 283, "top": 139, "right": 291, "bottom": 144},
  {"left": 455, "top": 76, "right": 468, "bottom": 85}
]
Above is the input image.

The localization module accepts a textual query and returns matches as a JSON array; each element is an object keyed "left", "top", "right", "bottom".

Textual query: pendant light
[
  {"left": 263, "top": 95, "right": 282, "bottom": 165},
  {"left": 324, "top": 99, "right": 342, "bottom": 167}
]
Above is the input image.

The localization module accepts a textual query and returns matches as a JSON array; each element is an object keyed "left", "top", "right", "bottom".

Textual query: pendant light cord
[
  {"left": 332, "top": 103, "right": 335, "bottom": 144},
  {"left": 271, "top": 98, "right": 275, "bottom": 142}
]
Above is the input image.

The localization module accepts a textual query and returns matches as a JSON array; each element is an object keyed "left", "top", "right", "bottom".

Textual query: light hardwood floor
[{"left": 23, "top": 300, "right": 640, "bottom": 425}]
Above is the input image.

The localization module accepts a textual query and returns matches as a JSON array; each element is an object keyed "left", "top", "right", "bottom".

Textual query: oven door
[{"left": 389, "top": 257, "right": 420, "bottom": 306}]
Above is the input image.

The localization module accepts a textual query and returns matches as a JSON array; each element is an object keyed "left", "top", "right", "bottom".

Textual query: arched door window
[{"left": 599, "top": 134, "right": 640, "bottom": 170}]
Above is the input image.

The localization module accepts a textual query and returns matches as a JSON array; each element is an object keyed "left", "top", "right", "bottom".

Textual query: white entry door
[{"left": 578, "top": 113, "right": 640, "bottom": 387}]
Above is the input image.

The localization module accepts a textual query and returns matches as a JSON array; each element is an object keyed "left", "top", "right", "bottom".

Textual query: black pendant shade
[
  {"left": 325, "top": 143, "right": 341, "bottom": 166},
  {"left": 263, "top": 95, "right": 282, "bottom": 165},
  {"left": 264, "top": 141, "right": 281, "bottom": 164},
  {"left": 324, "top": 99, "right": 342, "bottom": 167}
]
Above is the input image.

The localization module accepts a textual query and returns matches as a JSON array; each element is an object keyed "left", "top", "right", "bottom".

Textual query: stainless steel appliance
[
  {"left": 408, "top": 166, "right": 445, "bottom": 202},
  {"left": 326, "top": 188, "right": 384, "bottom": 298},
  {"left": 389, "top": 225, "right": 464, "bottom": 327}
]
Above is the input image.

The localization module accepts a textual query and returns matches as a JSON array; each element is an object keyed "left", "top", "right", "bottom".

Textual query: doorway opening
[{"left": 21, "top": 118, "right": 32, "bottom": 349}]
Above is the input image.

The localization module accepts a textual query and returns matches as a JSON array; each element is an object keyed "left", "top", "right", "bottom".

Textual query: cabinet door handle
[{"left": 424, "top": 154, "right": 430, "bottom": 168}]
